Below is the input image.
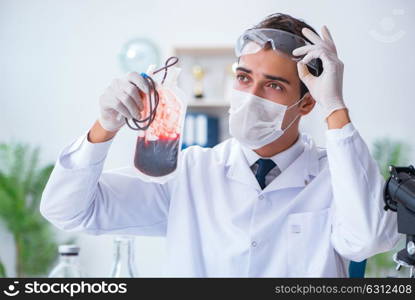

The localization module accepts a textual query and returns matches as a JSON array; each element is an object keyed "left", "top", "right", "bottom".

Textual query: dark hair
[{"left": 253, "top": 13, "right": 319, "bottom": 98}]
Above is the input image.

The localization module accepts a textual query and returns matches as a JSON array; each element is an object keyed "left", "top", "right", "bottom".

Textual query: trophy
[{"left": 192, "top": 65, "right": 205, "bottom": 99}]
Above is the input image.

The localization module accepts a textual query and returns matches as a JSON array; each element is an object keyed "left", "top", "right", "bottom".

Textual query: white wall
[{"left": 1, "top": 0, "right": 414, "bottom": 277}]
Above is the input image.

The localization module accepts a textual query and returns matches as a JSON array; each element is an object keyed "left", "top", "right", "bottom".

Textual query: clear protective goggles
[{"left": 235, "top": 28, "right": 322, "bottom": 75}]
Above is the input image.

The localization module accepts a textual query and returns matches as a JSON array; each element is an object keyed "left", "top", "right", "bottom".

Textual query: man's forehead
[
  {"left": 239, "top": 47, "right": 296, "bottom": 66},
  {"left": 238, "top": 53, "right": 297, "bottom": 78}
]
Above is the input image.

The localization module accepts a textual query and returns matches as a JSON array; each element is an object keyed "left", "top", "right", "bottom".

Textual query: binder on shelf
[{"left": 182, "top": 113, "right": 219, "bottom": 149}]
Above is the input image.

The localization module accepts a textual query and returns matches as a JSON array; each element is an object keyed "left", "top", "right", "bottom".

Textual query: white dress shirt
[{"left": 242, "top": 136, "right": 305, "bottom": 186}]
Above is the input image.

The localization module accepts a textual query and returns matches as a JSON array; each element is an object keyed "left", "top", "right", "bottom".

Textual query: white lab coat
[{"left": 40, "top": 123, "right": 400, "bottom": 277}]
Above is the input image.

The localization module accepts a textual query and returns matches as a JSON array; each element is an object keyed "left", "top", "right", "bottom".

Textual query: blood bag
[{"left": 126, "top": 57, "right": 187, "bottom": 183}]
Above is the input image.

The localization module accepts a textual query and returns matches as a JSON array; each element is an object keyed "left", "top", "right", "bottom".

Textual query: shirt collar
[{"left": 240, "top": 135, "right": 305, "bottom": 173}]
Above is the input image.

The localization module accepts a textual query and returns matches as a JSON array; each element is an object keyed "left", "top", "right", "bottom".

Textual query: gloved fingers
[
  {"left": 321, "top": 25, "right": 334, "bottom": 43},
  {"left": 113, "top": 82, "right": 140, "bottom": 119},
  {"left": 292, "top": 44, "right": 318, "bottom": 57},
  {"left": 302, "top": 27, "right": 338, "bottom": 57},
  {"left": 321, "top": 25, "right": 338, "bottom": 54},
  {"left": 112, "top": 113, "right": 122, "bottom": 123},
  {"left": 102, "top": 97, "right": 132, "bottom": 122},
  {"left": 107, "top": 85, "right": 135, "bottom": 120},
  {"left": 120, "top": 80, "right": 144, "bottom": 111},
  {"left": 113, "top": 99, "right": 135, "bottom": 120},
  {"left": 293, "top": 43, "right": 335, "bottom": 62},
  {"left": 119, "top": 91, "right": 142, "bottom": 119},
  {"left": 300, "top": 48, "right": 324, "bottom": 65},
  {"left": 116, "top": 80, "right": 140, "bottom": 119},
  {"left": 297, "top": 61, "right": 315, "bottom": 84},
  {"left": 302, "top": 27, "right": 323, "bottom": 45},
  {"left": 301, "top": 46, "right": 339, "bottom": 74},
  {"left": 126, "top": 72, "right": 149, "bottom": 94}
]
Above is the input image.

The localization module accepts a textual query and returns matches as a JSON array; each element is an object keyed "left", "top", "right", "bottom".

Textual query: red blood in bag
[
  {"left": 133, "top": 87, "right": 183, "bottom": 177},
  {"left": 134, "top": 135, "right": 180, "bottom": 177}
]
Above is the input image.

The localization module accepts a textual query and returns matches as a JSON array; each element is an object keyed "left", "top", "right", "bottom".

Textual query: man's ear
[{"left": 299, "top": 92, "right": 316, "bottom": 116}]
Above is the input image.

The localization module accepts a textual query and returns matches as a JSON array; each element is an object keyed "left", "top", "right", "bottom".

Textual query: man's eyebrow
[
  {"left": 263, "top": 74, "right": 291, "bottom": 85},
  {"left": 236, "top": 67, "right": 291, "bottom": 85},
  {"left": 236, "top": 67, "right": 252, "bottom": 74}
]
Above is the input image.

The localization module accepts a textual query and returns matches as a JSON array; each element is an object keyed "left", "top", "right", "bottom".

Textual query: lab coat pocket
[{"left": 284, "top": 208, "right": 331, "bottom": 277}]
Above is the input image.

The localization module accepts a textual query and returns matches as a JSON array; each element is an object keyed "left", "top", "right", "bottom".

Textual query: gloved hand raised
[
  {"left": 292, "top": 26, "right": 346, "bottom": 119},
  {"left": 98, "top": 67, "right": 155, "bottom": 132}
]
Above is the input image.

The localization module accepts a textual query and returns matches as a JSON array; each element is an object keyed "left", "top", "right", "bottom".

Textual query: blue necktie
[{"left": 255, "top": 158, "right": 276, "bottom": 189}]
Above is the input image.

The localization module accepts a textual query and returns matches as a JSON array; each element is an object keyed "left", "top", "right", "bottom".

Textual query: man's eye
[
  {"left": 236, "top": 74, "right": 249, "bottom": 82},
  {"left": 269, "top": 82, "right": 283, "bottom": 91}
]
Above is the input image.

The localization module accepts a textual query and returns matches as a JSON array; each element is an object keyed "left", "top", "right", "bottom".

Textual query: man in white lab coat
[{"left": 40, "top": 13, "right": 399, "bottom": 277}]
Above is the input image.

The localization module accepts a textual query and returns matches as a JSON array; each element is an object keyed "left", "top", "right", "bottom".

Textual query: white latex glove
[
  {"left": 98, "top": 65, "right": 156, "bottom": 132},
  {"left": 292, "top": 26, "right": 346, "bottom": 119}
]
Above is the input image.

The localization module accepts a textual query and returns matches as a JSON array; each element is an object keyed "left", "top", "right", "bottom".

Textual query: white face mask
[{"left": 228, "top": 88, "right": 304, "bottom": 149}]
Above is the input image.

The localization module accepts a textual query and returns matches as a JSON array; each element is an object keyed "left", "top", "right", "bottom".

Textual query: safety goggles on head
[{"left": 235, "top": 28, "right": 322, "bottom": 76}]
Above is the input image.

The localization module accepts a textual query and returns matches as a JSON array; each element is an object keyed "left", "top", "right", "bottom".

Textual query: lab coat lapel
[
  {"left": 225, "top": 140, "right": 262, "bottom": 190},
  {"left": 224, "top": 135, "right": 320, "bottom": 192},
  {"left": 263, "top": 134, "right": 320, "bottom": 193}
]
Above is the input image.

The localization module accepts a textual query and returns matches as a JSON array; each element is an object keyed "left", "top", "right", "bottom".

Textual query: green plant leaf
[
  {"left": 0, "top": 260, "right": 6, "bottom": 277},
  {"left": 29, "top": 164, "right": 54, "bottom": 211},
  {"left": 0, "top": 142, "right": 59, "bottom": 277}
]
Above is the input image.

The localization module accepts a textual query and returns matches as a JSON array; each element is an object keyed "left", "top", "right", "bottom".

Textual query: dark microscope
[{"left": 384, "top": 165, "right": 415, "bottom": 278}]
